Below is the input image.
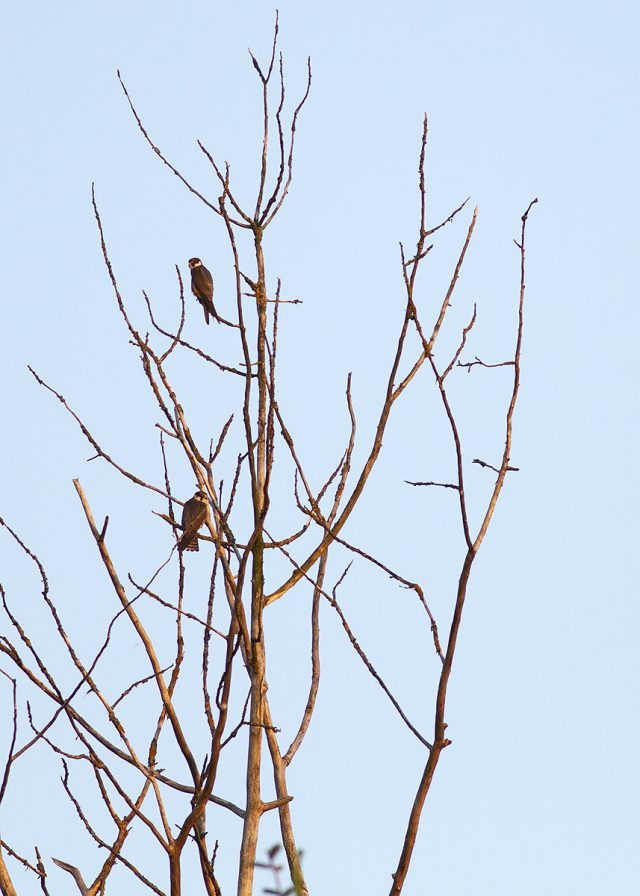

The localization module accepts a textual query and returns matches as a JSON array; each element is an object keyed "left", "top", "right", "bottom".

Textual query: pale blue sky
[{"left": 1, "top": 1, "right": 639, "bottom": 894}]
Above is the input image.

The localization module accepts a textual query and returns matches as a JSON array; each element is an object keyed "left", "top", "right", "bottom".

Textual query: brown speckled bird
[
  {"left": 188, "top": 257, "right": 216, "bottom": 325},
  {"left": 178, "top": 489, "right": 208, "bottom": 552}
]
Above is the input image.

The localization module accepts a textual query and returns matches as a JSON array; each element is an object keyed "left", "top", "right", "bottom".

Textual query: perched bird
[
  {"left": 188, "top": 257, "right": 216, "bottom": 325},
  {"left": 178, "top": 489, "right": 208, "bottom": 552}
]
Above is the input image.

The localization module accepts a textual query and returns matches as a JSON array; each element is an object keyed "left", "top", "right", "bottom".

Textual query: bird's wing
[
  {"left": 201, "top": 265, "right": 214, "bottom": 294},
  {"left": 181, "top": 498, "right": 204, "bottom": 530},
  {"left": 179, "top": 500, "right": 207, "bottom": 551},
  {"left": 181, "top": 499, "right": 196, "bottom": 530},
  {"left": 192, "top": 267, "right": 214, "bottom": 301}
]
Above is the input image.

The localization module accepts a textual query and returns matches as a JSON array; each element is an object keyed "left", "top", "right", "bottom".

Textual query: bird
[
  {"left": 188, "top": 257, "right": 216, "bottom": 325},
  {"left": 178, "top": 489, "right": 208, "bottom": 552}
]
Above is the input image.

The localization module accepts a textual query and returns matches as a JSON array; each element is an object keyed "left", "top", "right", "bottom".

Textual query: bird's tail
[{"left": 178, "top": 532, "right": 200, "bottom": 552}]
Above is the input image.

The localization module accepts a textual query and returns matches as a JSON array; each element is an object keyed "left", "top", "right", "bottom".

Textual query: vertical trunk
[
  {"left": 169, "top": 850, "right": 181, "bottom": 896},
  {"left": 237, "top": 546, "right": 266, "bottom": 896},
  {"left": 254, "top": 228, "right": 268, "bottom": 504},
  {"left": 237, "top": 226, "right": 269, "bottom": 896}
]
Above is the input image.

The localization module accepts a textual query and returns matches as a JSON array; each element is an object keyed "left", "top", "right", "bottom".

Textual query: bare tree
[{"left": 0, "top": 16, "right": 535, "bottom": 896}]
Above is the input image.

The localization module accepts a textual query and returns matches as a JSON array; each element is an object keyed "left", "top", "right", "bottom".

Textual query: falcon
[
  {"left": 188, "top": 257, "right": 216, "bottom": 325},
  {"left": 178, "top": 489, "right": 208, "bottom": 552}
]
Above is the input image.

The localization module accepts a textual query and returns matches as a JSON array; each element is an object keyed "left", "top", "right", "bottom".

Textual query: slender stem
[
  {"left": 263, "top": 700, "right": 309, "bottom": 896},
  {"left": 389, "top": 200, "right": 536, "bottom": 894}
]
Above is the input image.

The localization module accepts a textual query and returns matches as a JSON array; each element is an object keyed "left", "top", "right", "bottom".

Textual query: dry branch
[{"left": 0, "top": 20, "right": 535, "bottom": 896}]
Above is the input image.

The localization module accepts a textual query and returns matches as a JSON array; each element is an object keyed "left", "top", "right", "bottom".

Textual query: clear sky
[{"left": 1, "top": 1, "right": 639, "bottom": 894}]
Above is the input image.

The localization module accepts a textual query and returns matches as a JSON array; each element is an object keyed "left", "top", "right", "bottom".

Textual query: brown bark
[{"left": 0, "top": 850, "right": 17, "bottom": 896}]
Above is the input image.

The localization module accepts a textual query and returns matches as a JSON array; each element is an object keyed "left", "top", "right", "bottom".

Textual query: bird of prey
[
  {"left": 178, "top": 489, "right": 208, "bottom": 552},
  {"left": 188, "top": 257, "right": 216, "bottom": 325}
]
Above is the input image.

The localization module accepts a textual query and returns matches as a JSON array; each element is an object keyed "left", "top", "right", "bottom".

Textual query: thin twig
[
  {"left": 458, "top": 356, "right": 515, "bottom": 372},
  {"left": 405, "top": 480, "right": 458, "bottom": 490},
  {"left": 473, "top": 458, "right": 520, "bottom": 474},
  {"left": 0, "top": 672, "right": 18, "bottom": 805}
]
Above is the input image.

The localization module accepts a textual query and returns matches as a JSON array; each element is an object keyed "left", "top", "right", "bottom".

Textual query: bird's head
[
  {"left": 188, "top": 258, "right": 202, "bottom": 269},
  {"left": 194, "top": 489, "right": 207, "bottom": 501}
]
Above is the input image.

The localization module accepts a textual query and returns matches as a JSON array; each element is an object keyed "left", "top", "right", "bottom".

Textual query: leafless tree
[{"left": 0, "top": 16, "right": 535, "bottom": 896}]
